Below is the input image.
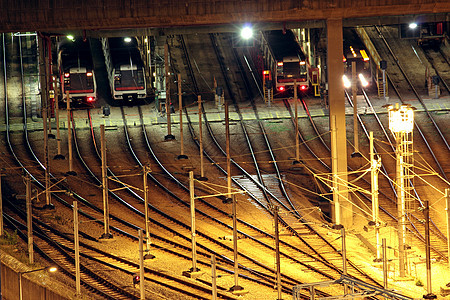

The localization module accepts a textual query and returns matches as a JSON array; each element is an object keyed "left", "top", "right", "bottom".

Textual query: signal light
[
  {"left": 278, "top": 86, "right": 285, "bottom": 92},
  {"left": 263, "top": 70, "right": 270, "bottom": 75},
  {"left": 87, "top": 97, "right": 94, "bottom": 102},
  {"left": 86, "top": 72, "right": 93, "bottom": 77},
  {"left": 277, "top": 62, "right": 283, "bottom": 67},
  {"left": 64, "top": 73, "right": 70, "bottom": 78},
  {"left": 133, "top": 274, "right": 140, "bottom": 285},
  {"left": 300, "top": 85, "right": 307, "bottom": 90},
  {"left": 299, "top": 61, "right": 306, "bottom": 65}
]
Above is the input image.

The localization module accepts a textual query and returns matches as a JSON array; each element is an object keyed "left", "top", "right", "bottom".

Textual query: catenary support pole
[
  {"left": 352, "top": 61, "right": 359, "bottom": 154},
  {"left": 54, "top": 83, "right": 63, "bottom": 159},
  {"left": 178, "top": 74, "right": 187, "bottom": 159},
  {"left": 143, "top": 166, "right": 155, "bottom": 259},
  {"left": 66, "top": 91, "right": 74, "bottom": 175},
  {"left": 341, "top": 226, "right": 348, "bottom": 295},
  {"left": 274, "top": 206, "right": 282, "bottom": 300},
  {"left": 294, "top": 80, "right": 300, "bottom": 163},
  {"left": 164, "top": 42, "right": 174, "bottom": 140},
  {"left": 382, "top": 238, "right": 388, "bottom": 289},
  {"left": 395, "top": 133, "right": 406, "bottom": 277},
  {"left": 189, "top": 171, "right": 198, "bottom": 272},
  {"left": 0, "top": 174, "right": 3, "bottom": 237},
  {"left": 424, "top": 200, "right": 436, "bottom": 299},
  {"left": 225, "top": 103, "right": 231, "bottom": 201},
  {"left": 198, "top": 95, "right": 206, "bottom": 180},
  {"left": 100, "top": 125, "right": 112, "bottom": 239},
  {"left": 370, "top": 131, "right": 381, "bottom": 260},
  {"left": 26, "top": 173, "right": 34, "bottom": 264},
  {"left": 229, "top": 194, "right": 244, "bottom": 293},
  {"left": 446, "top": 188, "right": 450, "bottom": 269},
  {"left": 73, "top": 201, "right": 81, "bottom": 297},
  {"left": 138, "top": 229, "right": 145, "bottom": 300},
  {"left": 211, "top": 255, "right": 217, "bottom": 300}
]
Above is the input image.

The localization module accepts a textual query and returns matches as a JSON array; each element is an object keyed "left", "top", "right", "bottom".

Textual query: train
[
  {"left": 260, "top": 30, "right": 310, "bottom": 94},
  {"left": 57, "top": 37, "right": 97, "bottom": 106},
  {"left": 101, "top": 37, "right": 147, "bottom": 102}
]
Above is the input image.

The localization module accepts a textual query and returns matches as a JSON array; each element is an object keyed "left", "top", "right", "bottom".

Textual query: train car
[
  {"left": 101, "top": 37, "right": 147, "bottom": 102},
  {"left": 58, "top": 37, "right": 97, "bottom": 106},
  {"left": 343, "top": 44, "right": 371, "bottom": 88},
  {"left": 261, "top": 30, "right": 309, "bottom": 94},
  {"left": 417, "top": 22, "right": 447, "bottom": 49}
]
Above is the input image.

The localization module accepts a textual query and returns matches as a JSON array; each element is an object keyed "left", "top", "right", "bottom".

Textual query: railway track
[{"left": 178, "top": 32, "right": 385, "bottom": 292}]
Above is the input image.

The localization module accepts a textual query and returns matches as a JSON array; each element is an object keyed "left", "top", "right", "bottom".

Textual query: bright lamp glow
[
  {"left": 241, "top": 26, "right": 253, "bottom": 40},
  {"left": 48, "top": 267, "right": 57, "bottom": 272},
  {"left": 67, "top": 35, "right": 75, "bottom": 41},
  {"left": 342, "top": 75, "right": 351, "bottom": 88},
  {"left": 124, "top": 37, "right": 132, "bottom": 43},
  {"left": 358, "top": 73, "right": 369, "bottom": 87},
  {"left": 409, "top": 23, "right": 418, "bottom": 29},
  {"left": 388, "top": 104, "right": 414, "bottom": 133}
]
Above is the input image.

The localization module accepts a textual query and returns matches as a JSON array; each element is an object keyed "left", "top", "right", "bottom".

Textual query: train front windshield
[
  {"left": 114, "top": 66, "right": 145, "bottom": 91},
  {"left": 278, "top": 61, "right": 308, "bottom": 83},
  {"left": 64, "top": 68, "right": 95, "bottom": 93}
]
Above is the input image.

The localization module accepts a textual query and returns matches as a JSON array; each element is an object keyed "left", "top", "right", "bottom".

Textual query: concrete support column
[{"left": 326, "top": 18, "right": 352, "bottom": 228}]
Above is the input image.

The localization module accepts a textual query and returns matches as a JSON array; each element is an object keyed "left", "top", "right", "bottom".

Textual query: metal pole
[
  {"left": 198, "top": 95, "right": 205, "bottom": 179},
  {"left": 73, "top": 201, "right": 81, "bottom": 297},
  {"left": 424, "top": 200, "right": 433, "bottom": 296},
  {"left": 189, "top": 171, "right": 198, "bottom": 271},
  {"left": 331, "top": 115, "right": 340, "bottom": 225},
  {"left": 66, "top": 91, "right": 74, "bottom": 174},
  {"left": 232, "top": 194, "right": 239, "bottom": 287},
  {"left": 274, "top": 206, "right": 282, "bottom": 300},
  {"left": 395, "top": 133, "right": 406, "bottom": 277},
  {"left": 43, "top": 96, "right": 51, "bottom": 206},
  {"left": 138, "top": 229, "right": 145, "bottom": 300},
  {"left": 26, "top": 174, "right": 34, "bottom": 264},
  {"left": 0, "top": 174, "right": 3, "bottom": 237},
  {"left": 370, "top": 132, "right": 381, "bottom": 260},
  {"left": 382, "top": 69, "right": 386, "bottom": 103},
  {"left": 352, "top": 61, "right": 359, "bottom": 153},
  {"left": 164, "top": 43, "right": 174, "bottom": 140},
  {"left": 55, "top": 83, "right": 62, "bottom": 158},
  {"left": 211, "top": 254, "right": 217, "bottom": 300},
  {"left": 100, "top": 125, "right": 111, "bottom": 239},
  {"left": 382, "top": 238, "right": 388, "bottom": 289},
  {"left": 294, "top": 80, "right": 300, "bottom": 163},
  {"left": 446, "top": 188, "right": 450, "bottom": 269},
  {"left": 143, "top": 166, "right": 150, "bottom": 252},
  {"left": 340, "top": 226, "right": 348, "bottom": 295},
  {"left": 19, "top": 273, "right": 23, "bottom": 300},
  {"left": 178, "top": 74, "right": 187, "bottom": 159},
  {"left": 225, "top": 103, "right": 231, "bottom": 200}
]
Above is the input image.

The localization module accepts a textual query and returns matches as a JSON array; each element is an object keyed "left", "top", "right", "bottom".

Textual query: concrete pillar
[{"left": 326, "top": 18, "right": 352, "bottom": 228}]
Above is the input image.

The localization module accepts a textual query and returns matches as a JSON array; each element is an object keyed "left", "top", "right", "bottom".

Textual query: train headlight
[
  {"left": 342, "top": 75, "right": 351, "bottom": 88},
  {"left": 358, "top": 73, "right": 369, "bottom": 87}
]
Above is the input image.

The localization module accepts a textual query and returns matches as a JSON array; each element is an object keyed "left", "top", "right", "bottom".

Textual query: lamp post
[
  {"left": 387, "top": 103, "right": 414, "bottom": 278},
  {"left": 19, "top": 266, "right": 57, "bottom": 300}
]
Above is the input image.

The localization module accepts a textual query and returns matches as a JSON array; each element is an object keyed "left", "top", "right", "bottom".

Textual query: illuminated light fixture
[
  {"left": 240, "top": 25, "right": 253, "bottom": 40},
  {"left": 263, "top": 70, "right": 270, "bottom": 75},
  {"left": 278, "top": 86, "right": 285, "bottom": 91},
  {"left": 277, "top": 62, "right": 283, "bottom": 67},
  {"left": 388, "top": 104, "right": 414, "bottom": 133},
  {"left": 86, "top": 72, "right": 93, "bottom": 77},
  {"left": 360, "top": 50, "right": 370, "bottom": 61},
  {"left": 124, "top": 37, "right": 132, "bottom": 43},
  {"left": 64, "top": 73, "right": 70, "bottom": 78},
  {"left": 87, "top": 97, "right": 94, "bottom": 102},
  {"left": 358, "top": 73, "right": 369, "bottom": 87},
  {"left": 67, "top": 35, "right": 75, "bottom": 41},
  {"left": 299, "top": 61, "right": 306, "bottom": 65},
  {"left": 48, "top": 267, "right": 57, "bottom": 272},
  {"left": 342, "top": 75, "right": 351, "bottom": 88},
  {"left": 144, "top": 38, "right": 148, "bottom": 43},
  {"left": 409, "top": 23, "right": 418, "bottom": 29},
  {"left": 300, "top": 85, "right": 307, "bottom": 90},
  {"left": 343, "top": 55, "right": 347, "bottom": 63}
]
